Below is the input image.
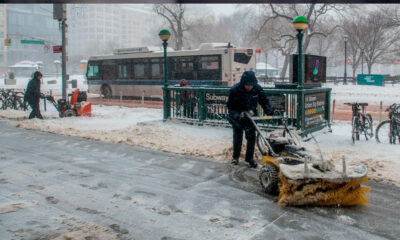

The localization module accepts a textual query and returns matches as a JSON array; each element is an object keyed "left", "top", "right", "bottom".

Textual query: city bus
[{"left": 86, "top": 43, "right": 256, "bottom": 99}]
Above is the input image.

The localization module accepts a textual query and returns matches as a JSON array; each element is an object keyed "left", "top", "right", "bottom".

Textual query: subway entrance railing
[{"left": 164, "top": 86, "right": 331, "bottom": 135}]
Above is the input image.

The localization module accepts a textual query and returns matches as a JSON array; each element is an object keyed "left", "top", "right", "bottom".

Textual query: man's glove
[
  {"left": 40, "top": 93, "right": 45, "bottom": 99},
  {"left": 239, "top": 110, "right": 254, "bottom": 119},
  {"left": 265, "top": 108, "right": 274, "bottom": 116},
  {"left": 46, "top": 95, "right": 54, "bottom": 102}
]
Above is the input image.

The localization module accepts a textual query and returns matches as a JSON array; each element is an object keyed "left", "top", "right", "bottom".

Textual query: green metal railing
[{"left": 164, "top": 86, "right": 331, "bottom": 135}]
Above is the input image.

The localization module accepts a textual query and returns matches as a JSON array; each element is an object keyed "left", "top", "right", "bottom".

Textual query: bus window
[
  {"left": 172, "top": 56, "right": 195, "bottom": 80},
  {"left": 234, "top": 53, "right": 252, "bottom": 64},
  {"left": 151, "top": 58, "right": 161, "bottom": 78},
  {"left": 199, "top": 56, "right": 219, "bottom": 70},
  {"left": 134, "top": 63, "right": 145, "bottom": 78},
  {"left": 118, "top": 64, "right": 128, "bottom": 78},
  {"left": 87, "top": 63, "right": 99, "bottom": 78},
  {"left": 197, "top": 55, "right": 221, "bottom": 81},
  {"left": 102, "top": 60, "right": 117, "bottom": 81}
]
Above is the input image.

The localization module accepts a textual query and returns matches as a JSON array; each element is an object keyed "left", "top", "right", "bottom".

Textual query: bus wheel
[{"left": 101, "top": 85, "right": 112, "bottom": 99}]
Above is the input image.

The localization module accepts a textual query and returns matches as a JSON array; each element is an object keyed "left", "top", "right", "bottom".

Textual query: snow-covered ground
[
  {"left": 325, "top": 82, "right": 400, "bottom": 105},
  {"left": 1, "top": 84, "right": 399, "bottom": 186}
]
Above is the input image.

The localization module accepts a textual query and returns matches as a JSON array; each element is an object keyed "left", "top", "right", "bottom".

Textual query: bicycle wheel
[
  {"left": 17, "top": 98, "right": 28, "bottom": 111},
  {"left": 375, "top": 120, "right": 394, "bottom": 144},
  {"left": 363, "top": 114, "right": 374, "bottom": 139},
  {"left": 352, "top": 116, "right": 360, "bottom": 143}
]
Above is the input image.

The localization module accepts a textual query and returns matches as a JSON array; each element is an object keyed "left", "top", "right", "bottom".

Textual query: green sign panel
[
  {"left": 303, "top": 92, "right": 327, "bottom": 130},
  {"left": 20, "top": 40, "right": 45, "bottom": 45},
  {"left": 357, "top": 74, "right": 384, "bottom": 86}
]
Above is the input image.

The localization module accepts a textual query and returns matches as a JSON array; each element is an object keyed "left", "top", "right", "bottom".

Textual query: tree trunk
[
  {"left": 367, "top": 63, "right": 372, "bottom": 74},
  {"left": 280, "top": 54, "right": 290, "bottom": 79}
]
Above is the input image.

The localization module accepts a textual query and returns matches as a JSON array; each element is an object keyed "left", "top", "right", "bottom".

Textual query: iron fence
[{"left": 165, "top": 86, "right": 331, "bottom": 135}]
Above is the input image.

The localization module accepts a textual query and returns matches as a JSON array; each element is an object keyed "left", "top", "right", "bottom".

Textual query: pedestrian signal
[{"left": 4, "top": 38, "right": 11, "bottom": 46}]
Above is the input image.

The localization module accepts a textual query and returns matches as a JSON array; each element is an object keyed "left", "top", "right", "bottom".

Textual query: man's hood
[
  {"left": 239, "top": 71, "right": 258, "bottom": 87},
  {"left": 32, "top": 71, "right": 42, "bottom": 80}
]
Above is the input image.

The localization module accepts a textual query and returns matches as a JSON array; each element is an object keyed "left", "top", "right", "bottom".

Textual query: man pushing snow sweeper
[
  {"left": 227, "top": 71, "right": 370, "bottom": 206},
  {"left": 227, "top": 71, "right": 273, "bottom": 168}
]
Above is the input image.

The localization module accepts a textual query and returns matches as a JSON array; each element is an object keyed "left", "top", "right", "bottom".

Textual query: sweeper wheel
[
  {"left": 63, "top": 109, "right": 76, "bottom": 118},
  {"left": 259, "top": 164, "right": 279, "bottom": 195}
]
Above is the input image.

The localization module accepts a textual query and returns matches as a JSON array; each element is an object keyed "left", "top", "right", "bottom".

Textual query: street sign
[
  {"left": 20, "top": 40, "right": 45, "bottom": 45},
  {"left": 357, "top": 74, "right": 384, "bottom": 86},
  {"left": 53, "top": 45, "right": 62, "bottom": 53}
]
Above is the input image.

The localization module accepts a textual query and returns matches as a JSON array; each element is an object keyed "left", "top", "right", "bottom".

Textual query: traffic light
[{"left": 4, "top": 38, "right": 11, "bottom": 46}]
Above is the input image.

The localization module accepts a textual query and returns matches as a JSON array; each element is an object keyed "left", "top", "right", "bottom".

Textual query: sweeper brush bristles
[{"left": 278, "top": 174, "right": 370, "bottom": 206}]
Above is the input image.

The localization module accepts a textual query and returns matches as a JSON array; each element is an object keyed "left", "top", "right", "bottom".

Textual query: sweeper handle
[
  {"left": 242, "top": 112, "right": 279, "bottom": 157},
  {"left": 44, "top": 95, "right": 60, "bottom": 112},
  {"left": 252, "top": 115, "right": 284, "bottom": 121}
]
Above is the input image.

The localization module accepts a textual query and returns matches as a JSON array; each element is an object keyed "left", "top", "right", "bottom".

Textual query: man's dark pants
[
  {"left": 232, "top": 118, "right": 256, "bottom": 162},
  {"left": 28, "top": 100, "right": 43, "bottom": 119}
]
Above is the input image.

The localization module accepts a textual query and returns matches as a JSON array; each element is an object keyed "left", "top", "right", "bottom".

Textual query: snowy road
[{"left": 0, "top": 120, "right": 399, "bottom": 240}]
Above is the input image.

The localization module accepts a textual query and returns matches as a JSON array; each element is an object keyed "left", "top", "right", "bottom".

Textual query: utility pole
[
  {"left": 344, "top": 35, "right": 348, "bottom": 85},
  {"left": 54, "top": 4, "right": 67, "bottom": 100},
  {"left": 61, "top": 18, "right": 67, "bottom": 100}
]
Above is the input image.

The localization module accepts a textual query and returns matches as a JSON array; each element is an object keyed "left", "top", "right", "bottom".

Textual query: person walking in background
[
  {"left": 179, "top": 79, "right": 196, "bottom": 118},
  {"left": 227, "top": 71, "right": 273, "bottom": 168},
  {"left": 24, "top": 71, "right": 44, "bottom": 119}
]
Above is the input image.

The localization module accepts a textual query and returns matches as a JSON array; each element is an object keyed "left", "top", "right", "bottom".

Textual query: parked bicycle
[
  {"left": 344, "top": 102, "right": 373, "bottom": 143},
  {"left": 0, "top": 89, "right": 29, "bottom": 111},
  {"left": 375, "top": 103, "right": 400, "bottom": 144}
]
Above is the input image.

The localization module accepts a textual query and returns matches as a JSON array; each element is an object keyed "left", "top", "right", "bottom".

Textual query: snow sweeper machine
[
  {"left": 45, "top": 88, "right": 91, "bottom": 118},
  {"left": 243, "top": 112, "right": 370, "bottom": 207}
]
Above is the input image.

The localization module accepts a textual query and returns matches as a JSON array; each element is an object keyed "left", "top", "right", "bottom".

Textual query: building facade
[
  {"left": 1, "top": 4, "right": 158, "bottom": 75},
  {"left": 67, "top": 4, "right": 157, "bottom": 57}
]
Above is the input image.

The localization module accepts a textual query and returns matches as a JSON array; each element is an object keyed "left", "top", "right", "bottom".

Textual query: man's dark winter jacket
[
  {"left": 227, "top": 71, "right": 273, "bottom": 123},
  {"left": 24, "top": 71, "right": 42, "bottom": 104}
]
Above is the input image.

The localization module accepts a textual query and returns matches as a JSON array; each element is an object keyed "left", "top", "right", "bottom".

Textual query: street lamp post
[
  {"left": 344, "top": 35, "right": 348, "bottom": 85},
  {"left": 159, "top": 29, "right": 171, "bottom": 120},
  {"left": 293, "top": 16, "right": 308, "bottom": 90},
  {"left": 361, "top": 48, "right": 364, "bottom": 74},
  {"left": 293, "top": 16, "right": 308, "bottom": 130}
]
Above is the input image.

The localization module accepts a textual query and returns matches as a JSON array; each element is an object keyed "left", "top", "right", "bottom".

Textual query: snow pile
[
  {"left": 0, "top": 109, "right": 29, "bottom": 119},
  {"left": 9, "top": 105, "right": 234, "bottom": 161}
]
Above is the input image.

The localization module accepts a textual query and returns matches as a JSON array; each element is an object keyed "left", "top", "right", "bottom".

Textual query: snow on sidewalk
[
  {"left": 1, "top": 104, "right": 399, "bottom": 186},
  {"left": 3, "top": 82, "right": 400, "bottom": 186}
]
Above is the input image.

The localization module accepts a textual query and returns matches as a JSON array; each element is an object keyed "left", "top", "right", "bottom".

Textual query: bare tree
[
  {"left": 153, "top": 4, "right": 188, "bottom": 50},
  {"left": 342, "top": 13, "right": 365, "bottom": 78},
  {"left": 354, "top": 10, "right": 398, "bottom": 74},
  {"left": 253, "top": 4, "right": 343, "bottom": 78},
  {"left": 187, "top": 10, "right": 249, "bottom": 49}
]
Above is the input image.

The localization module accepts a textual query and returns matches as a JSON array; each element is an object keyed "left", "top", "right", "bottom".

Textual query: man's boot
[
  {"left": 246, "top": 159, "right": 257, "bottom": 168},
  {"left": 231, "top": 158, "right": 239, "bottom": 165}
]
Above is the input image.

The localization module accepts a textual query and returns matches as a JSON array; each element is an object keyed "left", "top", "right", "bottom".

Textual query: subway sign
[{"left": 204, "top": 92, "right": 285, "bottom": 112}]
